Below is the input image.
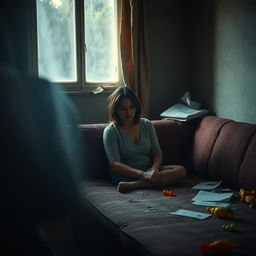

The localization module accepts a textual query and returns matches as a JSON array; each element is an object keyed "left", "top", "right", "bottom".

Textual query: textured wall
[
  {"left": 213, "top": 0, "right": 256, "bottom": 123},
  {"left": 68, "top": 0, "right": 192, "bottom": 123},
  {"left": 4, "top": 1, "right": 255, "bottom": 124},
  {"left": 147, "top": 0, "right": 192, "bottom": 120},
  {"left": 68, "top": 92, "right": 109, "bottom": 124},
  {"left": 194, "top": 0, "right": 256, "bottom": 124}
]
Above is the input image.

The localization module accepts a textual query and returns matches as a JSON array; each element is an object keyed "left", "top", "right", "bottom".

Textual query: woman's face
[{"left": 117, "top": 98, "right": 136, "bottom": 124}]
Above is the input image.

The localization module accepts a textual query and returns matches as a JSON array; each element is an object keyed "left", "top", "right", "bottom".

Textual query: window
[{"left": 34, "top": 0, "right": 122, "bottom": 91}]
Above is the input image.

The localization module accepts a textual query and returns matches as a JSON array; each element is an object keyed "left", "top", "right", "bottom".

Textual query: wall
[
  {"left": 68, "top": 92, "right": 109, "bottom": 124},
  {"left": 146, "top": 0, "right": 192, "bottom": 120},
  {"left": 3, "top": 0, "right": 256, "bottom": 124},
  {"left": 193, "top": 0, "right": 256, "bottom": 124},
  {"left": 68, "top": 0, "right": 192, "bottom": 123},
  {"left": 0, "top": 0, "right": 193, "bottom": 124},
  {"left": 0, "top": 2, "right": 29, "bottom": 73}
]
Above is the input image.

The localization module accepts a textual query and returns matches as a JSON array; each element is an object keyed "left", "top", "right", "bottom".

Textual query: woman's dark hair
[{"left": 107, "top": 86, "right": 141, "bottom": 125}]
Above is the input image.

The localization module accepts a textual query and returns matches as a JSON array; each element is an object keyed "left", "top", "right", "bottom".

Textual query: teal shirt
[{"left": 103, "top": 118, "right": 162, "bottom": 171}]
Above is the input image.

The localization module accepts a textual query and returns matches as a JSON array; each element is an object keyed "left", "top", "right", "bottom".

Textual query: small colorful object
[
  {"left": 239, "top": 188, "right": 256, "bottom": 208},
  {"left": 162, "top": 189, "right": 175, "bottom": 196},
  {"left": 200, "top": 240, "right": 240, "bottom": 253},
  {"left": 206, "top": 206, "right": 235, "bottom": 218},
  {"left": 222, "top": 223, "right": 235, "bottom": 232}
]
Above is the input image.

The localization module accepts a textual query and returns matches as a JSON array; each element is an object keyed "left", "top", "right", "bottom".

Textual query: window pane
[
  {"left": 84, "top": 0, "right": 119, "bottom": 83},
  {"left": 36, "top": 0, "right": 77, "bottom": 82}
]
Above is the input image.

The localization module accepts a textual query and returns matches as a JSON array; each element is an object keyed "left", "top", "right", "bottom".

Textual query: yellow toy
[
  {"left": 239, "top": 188, "right": 256, "bottom": 208},
  {"left": 200, "top": 240, "right": 240, "bottom": 253},
  {"left": 206, "top": 206, "right": 235, "bottom": 219}
]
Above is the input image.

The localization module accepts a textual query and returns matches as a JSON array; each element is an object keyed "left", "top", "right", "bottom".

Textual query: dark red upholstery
[
  {"left": 79, "top": 120, "right": 194, "bottom": 179},
  {"left": 239, "top": 131, "right": 256, "bottom": 189},
  {"left": 190, "top": 116, "right": 256, "bottom": 189},
  {"left": 152, "top": 119, "right": 194, "bottom": 167},
  {"left": 208, "top": 121, "right": 256, "bottom": 188},
  {"left": 73, "top": 116, "right": 256, "bottom": 256},
  {"left": 79, "top": 123, "right": 108, "bottom": 179},
  {"left": 189, "top": 116, "right": 231, "bottom": 177}
]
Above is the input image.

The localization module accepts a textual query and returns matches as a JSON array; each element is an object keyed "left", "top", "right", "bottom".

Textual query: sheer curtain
[{"left": 120, "top": 0, "right": 150, "bottom": 117}]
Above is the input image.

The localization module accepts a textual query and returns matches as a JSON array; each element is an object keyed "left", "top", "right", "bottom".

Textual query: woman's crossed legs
[{"left": 117, "top": 165, "right": 187, "bottom": 193}]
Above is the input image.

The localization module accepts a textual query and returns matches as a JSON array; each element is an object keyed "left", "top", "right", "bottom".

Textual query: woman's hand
[
  {"left": 147, "top": 166, "right": 159, "bottom": 172},
  {"left": 143, "top": 169, "right": 161, "bottom": 183}
]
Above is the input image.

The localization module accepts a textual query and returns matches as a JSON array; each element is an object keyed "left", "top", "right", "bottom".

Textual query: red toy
[
  {"left": 200, "top": 240, "right": 240, "bottom": 253},
  {"left": 162, "top": 189, "right": 175, "bottom": 196}
]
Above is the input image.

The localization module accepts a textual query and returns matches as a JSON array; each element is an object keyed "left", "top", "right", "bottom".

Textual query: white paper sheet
[
  {"left": 92, "top": 86, "right": 103, "bottom": 94},
  {"left": 191, "top": 190, "right": 233, "bottom": 202},
  {"left": 192, "top": 180, "right": 222, "bottom": 190},
  {"left": 160, "top": 103, "right": 209, "bottom": 119},
  {"left": 192, "top": 201, "right": 230, "bottom": 207},
  {"left": 169, "top": 209, "right": 212, "bottom": 220}
]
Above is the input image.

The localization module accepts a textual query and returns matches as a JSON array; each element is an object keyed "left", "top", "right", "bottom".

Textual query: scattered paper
[
  {"left": 192, "top": 180, "right": 222, "bottom": 190},
  {"left": 191, "top": 190, "right": 233, "bottom": 203},
  {"left": 169, "top": 209, "right": 212, "bottom": 220},
  {"left": 160, "top": 103, "right": 209, "bottom": 122},
  {"left": 192, "top": 201, "right": 230, "bottom": 207},
  {"left": 92, "top": 86, "right": 104, "bottom": 94},
  {"left": 180, "top": 91, "right": 201, "bottom": 109},
  {"left": 213, "top": 188, "right": 232, "bottom": 192}
]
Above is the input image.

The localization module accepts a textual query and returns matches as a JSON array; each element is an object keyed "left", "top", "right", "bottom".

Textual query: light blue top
[{"left": 103, "top": 118, "right": 162, "bottom": 171}]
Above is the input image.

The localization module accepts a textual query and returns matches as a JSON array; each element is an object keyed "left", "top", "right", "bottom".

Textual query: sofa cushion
[
  {"left": 239, "top": 131, "right": 256, "bottom": 189},
  {"left": 190, "top": 116, "right": 231, "bottom": 177},
  {"left": 152, "top": 120, "right": 194, "bottom": 167},
  {"left": 208, "top": 121, "right": 256, "bottom": 189},
  {"left": 79, "top": 120, "right": 195, "bottom": 180},
  {"left": 190, "top": 116, "right": 256, "bottom": 189},
  {"left": 74, "top": 117, "right": 256, "bottom": 256},
  {"left": 74, "top": 175, "right": 256, "bottom": 256}
]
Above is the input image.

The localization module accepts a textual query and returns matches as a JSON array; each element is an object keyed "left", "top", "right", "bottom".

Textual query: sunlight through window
[{"left": 36, "top": 0, "right": 120, "bottom": 86}]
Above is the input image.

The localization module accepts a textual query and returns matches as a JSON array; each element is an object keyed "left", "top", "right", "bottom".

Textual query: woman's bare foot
[
  {"left": 117, "top": 182, "right": 131, "bottom": 192},
  {"left": 117, "top": 180, "right": 153, "bottom": 193}
]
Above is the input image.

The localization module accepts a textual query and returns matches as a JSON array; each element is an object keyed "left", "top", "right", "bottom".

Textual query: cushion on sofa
[
  {"left": 74, "top": 175, "right": 256, "bottom": 256},
  {"left": 208, "top": 121, "right": 256, "bottom": 189},
  {"left": 190, "top": 116, "right": 256, "bottom": 189},
  {"left": 73, "top": 117, "right": 256, "bottom": 256},
  {"left": 189, "top": 116, "right": 231, "bottom": 177},
  {"left": 79, "top": 120, "right": 195, "bottom": 180},
  {"left": 239, "top": 130, "right": 256, "bottom": 189},
  {"left": 152, "top": 120, "right": 194, "bottom": 168}
]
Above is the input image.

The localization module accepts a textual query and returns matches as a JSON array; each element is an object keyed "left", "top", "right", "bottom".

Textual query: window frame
[{"left": 29, "top": 0, "right": 123, "bottom": 93}]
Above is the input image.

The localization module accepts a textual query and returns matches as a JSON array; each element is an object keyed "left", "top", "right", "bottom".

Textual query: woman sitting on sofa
[{"left": 103, "top": 86, "right": 186, "bottom": 192}]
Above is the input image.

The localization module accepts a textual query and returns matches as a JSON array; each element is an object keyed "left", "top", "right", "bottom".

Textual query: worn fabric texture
[{"left": 73, "top": 117, "right": 256, "bottom": 256}]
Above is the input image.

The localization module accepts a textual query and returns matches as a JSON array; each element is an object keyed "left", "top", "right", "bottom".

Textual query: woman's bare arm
[
  {"left": 147, "top": 153, "right": 163, "bottom": 171},
  {"left": 111, "top": 161, "right": 144, "bottom": 178}
]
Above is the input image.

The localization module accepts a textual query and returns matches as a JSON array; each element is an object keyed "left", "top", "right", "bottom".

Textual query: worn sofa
[{"left": 72, "top": 116, "right": 256, "bottom": 256}]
